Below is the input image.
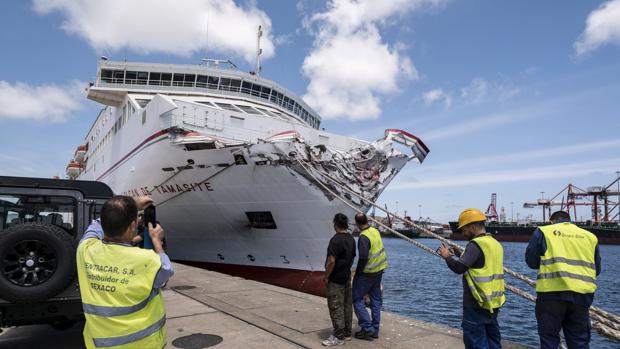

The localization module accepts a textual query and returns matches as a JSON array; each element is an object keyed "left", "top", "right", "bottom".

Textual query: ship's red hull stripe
[
  {"left": 95, "top": 129, "right": 170, "bottom": 181},
  {"left": 174, "top": 260, "right": 327, "bottom": 297}
]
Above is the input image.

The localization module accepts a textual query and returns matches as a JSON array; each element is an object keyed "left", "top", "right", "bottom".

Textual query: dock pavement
[{"left": 0, "top": 262, "right": 531, "bottom": 348}]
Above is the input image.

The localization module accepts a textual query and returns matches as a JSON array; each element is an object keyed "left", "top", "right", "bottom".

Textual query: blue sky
[{"left": 0, "top": 0, "right": 619, "bottom": 223}]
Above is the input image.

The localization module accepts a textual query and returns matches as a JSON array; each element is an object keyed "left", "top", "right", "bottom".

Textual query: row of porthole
[
  {"left": 161, "top": 155, "right": 255, "bottom": 172},
  {"left": 161, "top": 158, "right": 238, "bottom": 172},
  {"left": 217, "top": 253, "right": 290, "bottom": 264}
]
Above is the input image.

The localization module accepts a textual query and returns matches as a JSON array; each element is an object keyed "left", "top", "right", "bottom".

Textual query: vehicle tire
[{"left": 0, "top": 223, "right": 76, "bottom": 302}]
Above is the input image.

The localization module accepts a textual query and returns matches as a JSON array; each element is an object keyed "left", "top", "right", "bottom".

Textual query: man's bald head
[{"left": 101, "top": 196, "right": 138, "bottom": 238}]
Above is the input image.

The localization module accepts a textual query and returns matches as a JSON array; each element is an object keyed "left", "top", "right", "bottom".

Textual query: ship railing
[{"left": 97, "top": 81, "right": 318, "bottom": 128}]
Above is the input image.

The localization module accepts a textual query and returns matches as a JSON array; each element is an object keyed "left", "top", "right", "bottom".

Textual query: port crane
[
  {"left": 485, "top": 193, "right": 499, "bottom": 221},
  {"left": 523, "top": 174, "right": 620, "bottom": 222}
]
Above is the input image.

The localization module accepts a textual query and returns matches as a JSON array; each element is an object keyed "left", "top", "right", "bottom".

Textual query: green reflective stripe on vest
[
  {"left": 82, "top": 289, "right": 158, "bottom": 316},
  {"left": 536, "top": 223, "right": 597, "bottom": 294},
  {"left": 464, "top": 235, "right": 505, "bottom": 312},
  {"left": 538, "top": 271, "right": 596, "bottom": 284},
  {"left": 368, "top": 248, "right": 385, "bottom": 260},
  {"left": 539, "top": 257, "right": 595, "bottom": 270},
  {"left": 470, "top": 274, "right": 504, "bottom": 283},
  {"left": 92, "top": 315, "right": 166, "bottom": 347},
  {"left": 365, "top": 255, "right": 388, "bottom": 270},
  {"left": 466, "top": 285, "right": 505, "bottom": 302},
  {"left": 360, "top": 227, "right": 388, "bottom": 273}
]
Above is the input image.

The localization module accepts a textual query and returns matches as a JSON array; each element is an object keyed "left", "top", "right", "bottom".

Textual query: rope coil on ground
[{"left": 294, "top": 157, "right": 620, "bottom": 342}]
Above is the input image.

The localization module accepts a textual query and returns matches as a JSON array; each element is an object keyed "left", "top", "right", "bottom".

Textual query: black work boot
[{"left": 354, "top": 329, "right": 374, "bottom": 341}]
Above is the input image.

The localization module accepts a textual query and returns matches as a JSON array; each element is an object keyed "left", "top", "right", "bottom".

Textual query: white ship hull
[{"left": 76, "top": 60, "right": 429, "bottom": 295}]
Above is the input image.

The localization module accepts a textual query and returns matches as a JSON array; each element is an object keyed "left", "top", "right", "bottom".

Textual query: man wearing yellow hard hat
[{"left": 438, "top": 208, "right": 505, "bottom": 349}]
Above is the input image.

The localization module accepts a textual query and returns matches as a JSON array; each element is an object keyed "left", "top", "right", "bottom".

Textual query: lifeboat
[
  {"left": 74, "top": 145, "right": 87, "bottom": 163},
  {"left": 66, "top": 161, "right": 83, "bottom": 178}
]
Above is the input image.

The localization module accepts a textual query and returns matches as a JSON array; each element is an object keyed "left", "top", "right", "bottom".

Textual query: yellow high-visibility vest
[
  {"left": 76, "top": 238, "right": 166, "bottom": 349},
  {"left": 464, "top": 235, "right": 506, "bottom": 312},
  {"left": 536, "top": 223, "right": 597, "bottom": 294},
  {"left": 360, "top": 227, "right": 388, "bottom": 273}
]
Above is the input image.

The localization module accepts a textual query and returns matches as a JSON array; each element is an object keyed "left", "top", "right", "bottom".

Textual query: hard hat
[{"left": 457, "top": 208, "right": 486, "bottom": 229}]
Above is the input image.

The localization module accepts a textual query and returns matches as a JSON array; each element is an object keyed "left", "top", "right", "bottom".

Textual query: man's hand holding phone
[{"left": 148, "top": 222, "right": 165, "bottom": 254}]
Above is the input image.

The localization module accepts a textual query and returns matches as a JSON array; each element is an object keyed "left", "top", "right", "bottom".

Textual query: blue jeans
[
  {"left": 535, "top": 299, "right": 591, "bottom": 349},
  {"left": 352, "top": 273, "right": 382, "bottom": 334},
  {"left": 462, "top": 307, "right": 502, "bottom": 349}
]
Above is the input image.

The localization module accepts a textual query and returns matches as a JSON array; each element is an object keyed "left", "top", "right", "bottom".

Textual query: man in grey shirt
[{"left": 80, "top": 196, "right": 173, "bottom": 292}]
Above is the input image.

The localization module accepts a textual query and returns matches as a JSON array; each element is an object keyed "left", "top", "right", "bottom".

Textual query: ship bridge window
[
  {"left": 245, "top": 211, "right": 277, "bottom": 229},
  {"left": 272, "top": 91, "right": 283, "bottom": 105},
  {"left": 283, "top": 96, "right": 294, "bottom": 111},
  {"left": 229, "top": 79, "right": 241, "bottom": 92},
  {"left": 137, "top": 71, "right": 148, "bottom": 85},
  {"left": 101, "top": 69, "right": 114, "bottom": 83},
  {"left": 241, "top": 81, "right": 252, "bottom": 95},
  {"left": 125, "top": 71, "right": 137, "bottom": 84},
  {"left": 148, "top": 72, "right": 161, "bottom": 85},
  {"left": 196, "top": 75, "right": 208, "bottom": 88},
  {"left": 251, "top": 84, "right": 261, "bottom": 97},
  {"left": 150, "top": 72, "right": 172, "bottom": 86},
  {"left": 217, "top": 78, "right": 241, "bottom": 93},
  {"left": 218, "top": 78, "right": 230, "bottom": 91},
  {"left": 215, "top": 103, "right": 241, "bottom": 112},
  {"left": 113, "top": 70, "right": 124, "bottom": 83},
  {"left": 236, "top": 105, "right": 261, "bottom": 114},
  {"left": 208, "top": 76, "right": 219, "bottom": 89},
  {"left": 184, "top": 74, "right": 196, "bottom": 87},
  {"left": 173, "top": 73, "right": 184, "bottom": 86},
  {"left": 260, "top": 86, "right": 271, "bottom": 100},
  {"left": 161, "top": 73, "right": 172, "bottom": 86}
]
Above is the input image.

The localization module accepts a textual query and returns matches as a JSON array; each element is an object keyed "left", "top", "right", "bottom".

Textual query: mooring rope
[{"left": 294, "top": 157, "right": 620, "bottom": 342}]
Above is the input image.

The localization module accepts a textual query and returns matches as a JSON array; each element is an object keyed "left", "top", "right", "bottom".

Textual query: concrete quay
[{"left": 0, "top": 262, "right": 530, "bottom": 349}]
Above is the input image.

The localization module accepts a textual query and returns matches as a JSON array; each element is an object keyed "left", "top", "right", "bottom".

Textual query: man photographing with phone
[{"left": 76, "top": 196, "right": 173, "bottom": 349}]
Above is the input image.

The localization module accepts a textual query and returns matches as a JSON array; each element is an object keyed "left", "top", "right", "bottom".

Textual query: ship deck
[{"left": 0, "top": 263, "right": 531, "bottom": 348}]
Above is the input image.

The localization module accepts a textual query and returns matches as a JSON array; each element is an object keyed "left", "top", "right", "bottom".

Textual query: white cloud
[
  {"left": 32, "top": 0, "right": 275, "bottom": 64},
  {"left": 302, "top": 0, "right": 447, "bottom": 120},
  {"left": 574, "top": 0, "right": 620, "bottom": 56},
  {"left": 460, "top": 78, "right": 488, "bottom": 104},
  {"left": 424, "top": 77, "right": 520, "bottom": 108},
  {"left": 426, "top": 138, "right": 620, "bottom": 171},
  {"left": 390, "top": 158, "right": 620, "bottom": 190},
  {"left": 421, "top": 88, "right": 452, "bottom": 108},
  {"left": 0, "top": 80, "right": 84, "bottom": 122},
  {"left": 421, "top": 110, "right": 533, "bottom": 141}
]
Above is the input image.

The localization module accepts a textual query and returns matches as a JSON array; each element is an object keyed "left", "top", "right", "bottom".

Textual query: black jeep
[{"left": 0, "top": 176, "right": 113, "bottom": 329}]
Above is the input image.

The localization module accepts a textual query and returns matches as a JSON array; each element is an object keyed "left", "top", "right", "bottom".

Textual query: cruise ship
[{"left": 71, "top": 57, "right": 429, "bottom": 296}]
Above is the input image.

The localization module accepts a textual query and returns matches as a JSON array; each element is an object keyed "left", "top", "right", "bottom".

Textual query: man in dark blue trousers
[
  {"left": 352, "top": 213, "right": 387, "bottom": 341},
  {"left": 525, "top": 211, "right": 601, "bottom": 349}
]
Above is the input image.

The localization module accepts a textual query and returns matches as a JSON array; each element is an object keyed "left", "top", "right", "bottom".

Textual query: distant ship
[
  {"left": 449, "top": 221, "right": 620, "bottom": 245},
  {"left": 69, "top": 54, "right": 429, "bottom": 296}
]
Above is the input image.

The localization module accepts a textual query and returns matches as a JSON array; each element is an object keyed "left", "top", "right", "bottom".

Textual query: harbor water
[{"left": 381, "top": 238, "right": 620, "bottom": 349}]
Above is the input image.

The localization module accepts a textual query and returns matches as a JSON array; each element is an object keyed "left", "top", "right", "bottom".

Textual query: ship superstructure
[{"left": 73, "top": 58, "right": 429, "bottom": 295}]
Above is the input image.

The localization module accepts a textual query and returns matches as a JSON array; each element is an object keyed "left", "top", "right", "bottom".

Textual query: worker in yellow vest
[
  {"left": 439, "top": 208, "right": 505, "bottom": 349},
  {"left": 352, "top": 213, "right": 387, "bottom": 341},
  {"left": 76, "top": 196, "right": 173, "bottom": 349},
  {"left": 525, "top": 210, "right": 601, "bottom": 349}
]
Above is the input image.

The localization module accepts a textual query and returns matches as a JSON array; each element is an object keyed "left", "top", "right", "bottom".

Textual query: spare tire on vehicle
[{"left": 0, "top": 223, "right": 76, "bottom": 302}]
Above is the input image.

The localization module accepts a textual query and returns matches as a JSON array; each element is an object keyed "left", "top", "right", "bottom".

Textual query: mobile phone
[
  {"left": 142, "top": 205, "right": 157, "bottom": 249},
  {"left": 143, "top": 205, "right": 157, "bottom": 228}
]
